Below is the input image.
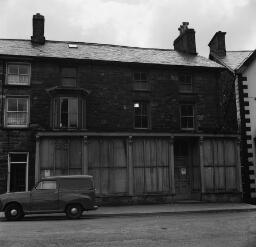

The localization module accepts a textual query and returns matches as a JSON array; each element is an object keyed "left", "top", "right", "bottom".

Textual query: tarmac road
[{"left": 0, "top": 211, "right": 256, "bottom": 247}]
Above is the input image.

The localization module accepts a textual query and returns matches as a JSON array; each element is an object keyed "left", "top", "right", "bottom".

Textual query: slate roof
[
  {"left": 216, "top": 51, "right": 253, "bottom": 71},
  {"left": 0, "top": 39, "right": 222, "bottom": 68}
]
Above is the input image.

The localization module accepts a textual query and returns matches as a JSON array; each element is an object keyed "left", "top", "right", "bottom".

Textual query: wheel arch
[{"left": 3, "top": 201, "right": 24, "bottom": 212}]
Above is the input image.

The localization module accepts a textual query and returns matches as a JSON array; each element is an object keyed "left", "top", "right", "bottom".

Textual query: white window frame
[
  {"left": 7, "top": 152, "right": 29, "bottom": 192},
  {"left": 4, "top": 96, "right": 30, "bottom": 128},
  {"left": 6, "top": 63, "right": 31, "bottom": 86},
  {"left": 180, "top": 104, "right": 195, "bottom": 130},
  {"left": 59, "top": 96, "right": 78, "bottom": 128}
]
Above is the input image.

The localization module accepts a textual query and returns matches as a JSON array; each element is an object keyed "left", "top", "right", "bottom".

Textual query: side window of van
[{"left": 36, "top": 181, "right": 57, "bottom": 190}]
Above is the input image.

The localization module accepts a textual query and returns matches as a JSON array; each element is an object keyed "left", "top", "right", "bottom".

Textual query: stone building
[
  {"left": 209, "top": 31, "right": 256, "bottom": 202},
  {"left": 0, "top": 15, "right": 241, "bottom": 204}
]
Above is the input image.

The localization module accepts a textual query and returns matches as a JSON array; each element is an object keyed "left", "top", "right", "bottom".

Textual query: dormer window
[
  {"left": 61, "top": 67, "right": 77, "bottom": 87},
  {"left": 6, "top": 63, "right": 31, "bottom": 85}
]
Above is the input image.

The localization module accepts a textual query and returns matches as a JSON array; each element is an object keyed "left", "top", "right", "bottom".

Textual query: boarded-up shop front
[{"left": 35, "top": 133, "right": 242, "bottom": 203}]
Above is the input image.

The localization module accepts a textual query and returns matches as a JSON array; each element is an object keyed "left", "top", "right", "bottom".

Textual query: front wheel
[
  {"left": 65, "top": 204, "right": 82, "bottom": 219},
  {"left": 5, "top": 204, "right": 24, "bottom": 221}
]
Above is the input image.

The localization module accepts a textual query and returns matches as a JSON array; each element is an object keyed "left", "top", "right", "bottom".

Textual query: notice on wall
[
  {"left": 181, "top": 167, "right": 187, "bottom": 176},
  {"left": 44, "top": 170, "right": 51, "bottom": 177}
]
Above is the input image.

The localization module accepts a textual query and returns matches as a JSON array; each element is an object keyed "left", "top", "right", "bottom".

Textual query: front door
[
  {"left": 174, "top": 140, "right": 191, "bottom": 199},
  {"left": 8, "top": 153, "right": 28, "bottom": 192},
  {"left": 30, "top": 180, "right": 59, "bottom": 211}
]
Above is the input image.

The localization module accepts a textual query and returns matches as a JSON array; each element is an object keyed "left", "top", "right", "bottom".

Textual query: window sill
[
  {"left": 3, "top": 126, "right": 30, "bottom": 130},
  {"left": 4, "top": 84, "right": 31, "bottom": 87}
]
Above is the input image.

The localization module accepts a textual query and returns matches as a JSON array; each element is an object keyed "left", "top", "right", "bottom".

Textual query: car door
[{"left": 30, "top": 180, "right": 59, "bottom": 211}]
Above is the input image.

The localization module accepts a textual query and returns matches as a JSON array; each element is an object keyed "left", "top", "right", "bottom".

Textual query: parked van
[{"left": 0, "top": 175, "right": 98, "bottom": 220}]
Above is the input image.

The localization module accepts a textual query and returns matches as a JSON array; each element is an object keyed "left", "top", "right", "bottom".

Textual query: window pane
[
  {"left": 68, "top": 98, "right": 78, "bottom": 127},
  {"left": 10, "top": 153, "right": 27, "bottom": 163},
  {"left": 7, "top": 112, "right": 27, "bottom": 125},
  {"left": 141, "top": 116, "right": 148, "bottom": 128},
  {"left": 41, "top": 181, "right": 56, "bottom": 190},
  {"left": 134, "top": 101, "right": 149, "bottom": 128},
  {"left": 8, "top": 65, "right": 18, "bottom": 74},
  {"left": 62, "top": 68, "right": 76, "bottom": 77},
  {"left": 7, "top": 75, "right": 19, "bottom": 84},
  {"left": 61, "top": 78, "right": 76, "bottom": 87},
  {"left": 17, "top": 98, "right": 28, "bottom": 112},
  {"left": 134, "top": 116, "right": 141, "bottom": 128},
  {"left": 141, "top": 103, "right": 147, "bottom": 115},
  {"left": 140, "top": 73, "right": 147, "bottom": 81},
  {"left": 19, "top": 65, "right": 29, "bottom": 75},
  {"left": 19, "top": 75, "right": 29, "bottom": 84},
  {"left": 181, "top": 105, "right": 193, "bottom": 116},
  {"left": 134, "top": 72, "right": 140, "bottom": 81},
  {"left": 7, "top": 98, "right": 17, "bottom": 111},
  {"left": 186, "top": 117, "right": 194, "bottom": 128}
]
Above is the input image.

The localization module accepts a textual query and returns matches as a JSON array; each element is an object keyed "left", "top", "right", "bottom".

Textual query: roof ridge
[
  {"left": 0, "top": 38, "right": 174, "bottom": 52},
  {"left": 227, "top": 50, "right": 254, "bottom": 52}
]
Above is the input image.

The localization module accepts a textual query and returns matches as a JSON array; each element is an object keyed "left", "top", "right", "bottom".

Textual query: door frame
[{"left": 7, "top": 152, "right": 29, "bottom": 192}]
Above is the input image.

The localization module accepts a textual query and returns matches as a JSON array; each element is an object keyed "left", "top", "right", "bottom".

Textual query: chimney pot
[{"left": 31, "top": 13, "right": 45, "bottom": 45}]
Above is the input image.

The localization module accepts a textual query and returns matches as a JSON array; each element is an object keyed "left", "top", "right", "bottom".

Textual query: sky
[{"left": 0, "top": 0, "right": 255, "bottom": 57}]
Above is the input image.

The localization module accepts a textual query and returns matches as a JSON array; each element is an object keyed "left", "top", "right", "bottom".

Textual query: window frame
[
  {"left": 61, "top": 67, "right": 77, "bottom": 87},
  {"left": 179, "top": 74, "right": 193, "bottom": 93},
  {"left": 6, "top": 63, "right": 31, "bottom": 86},
  {"left": 35, "top": 180, "right": 57, "bottom": 190},
  {"left": 4, "top": 96, "right": 30, "bottom": 128},
  {"left": 180, "top": 104, "right": 195, "bottom": 130},
  {"left": 59, "top": 96, "right": 79, "bottom": 129},
  {"left": 7, "top": 152, "right": 29, "bottom": 192},
  {"left": 133, "top": 101, "right": 150, "bottom": 129},
  {"left": 133, "top": 71, "right": 150, "bottom": 91}
]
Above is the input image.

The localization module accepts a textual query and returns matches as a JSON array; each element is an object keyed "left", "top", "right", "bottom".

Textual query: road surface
[{"left": 0, "top": 211, "right": 256, "bottom": 246}]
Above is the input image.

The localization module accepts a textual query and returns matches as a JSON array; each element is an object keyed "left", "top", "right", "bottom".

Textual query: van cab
[{"left": 0, "top": 175, "right": 98, "bottom": 220}]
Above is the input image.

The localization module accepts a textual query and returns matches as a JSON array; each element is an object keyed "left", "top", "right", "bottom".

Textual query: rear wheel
[
  {"left": 65, "top": 204, "right": 82, "bottom": 219},
  {"left": 5, "top": 203, "right": 24, "bottom": 221}
]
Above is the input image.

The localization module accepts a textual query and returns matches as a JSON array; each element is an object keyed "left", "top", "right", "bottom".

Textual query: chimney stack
[
  {"left": 31, "top": 13, "right": 45, "bottom": 45},
  {"left": 173, "top": 22, "right": 196, "bottom": 54},
  {"left": 208, "top": 31, "right": 226, "bottom": 57}
]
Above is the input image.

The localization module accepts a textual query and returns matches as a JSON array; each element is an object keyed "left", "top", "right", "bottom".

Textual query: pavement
[
  {"left": 89, "top": 202, "right": 256, "bottom": 217},
  {"left": 1, "top": 202, "right": 256, "bottom": 219}
]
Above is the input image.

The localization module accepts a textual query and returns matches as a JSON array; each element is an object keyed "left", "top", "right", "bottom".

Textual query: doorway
[
  {"left": 8, "top": 153, "right": 29, "bottom": 192},
  {"left": 174, "top": 139, "right": 191, "bottom": 199}
]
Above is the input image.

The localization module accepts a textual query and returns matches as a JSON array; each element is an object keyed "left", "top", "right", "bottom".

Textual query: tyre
[
  {"left": 65, "top": 204, "right": 82, "bottom": 219},
  {"left": 4, "top": 203, "right": 24, "bottom": 221}
]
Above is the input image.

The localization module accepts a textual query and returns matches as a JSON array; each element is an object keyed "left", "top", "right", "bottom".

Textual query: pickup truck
[{"left": 0, "top": 175, "right": 98, "bottom": 220}]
